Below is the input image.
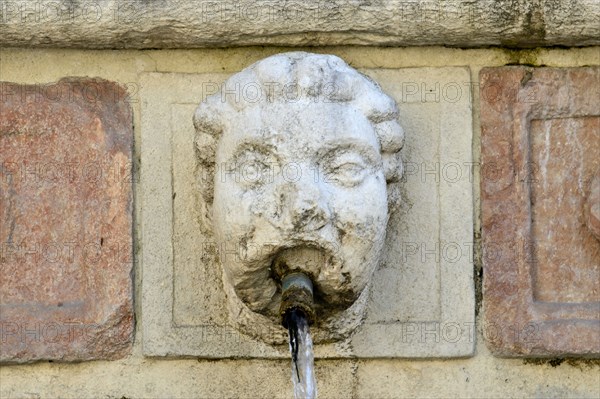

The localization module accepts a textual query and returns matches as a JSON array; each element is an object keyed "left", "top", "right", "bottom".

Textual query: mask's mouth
[
  {"left": 227, "top": 239, "right": 361, "bottom": 323},
  {"left": 269, "top": 245, "right": 358, "bottom": 321},
  {"left": 222, "top": 238, "right": 378, "bottom": 343},
  {"left": 271, "top": 246, "right": 331, "bottom": 283}
]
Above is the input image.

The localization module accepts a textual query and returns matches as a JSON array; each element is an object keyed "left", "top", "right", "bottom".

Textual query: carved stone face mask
[
  {"left": 213, "top": 100, "right": 388, "bottom": 312},
  {"left": 194, "top": 52, "right": 403, "bottom": 343}
]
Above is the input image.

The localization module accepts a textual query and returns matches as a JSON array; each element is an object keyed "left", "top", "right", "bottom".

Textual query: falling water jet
[
  {"left": 280, "top": 273, "right": 317, "bottom": 399},
  {"left": 284, "top": 308, "right": 305, "bottom": 381}
]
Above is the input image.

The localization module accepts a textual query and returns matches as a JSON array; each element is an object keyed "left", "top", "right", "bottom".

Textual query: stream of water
[{"left": 286, "top": 309, "right": 317, "bottom": 399}]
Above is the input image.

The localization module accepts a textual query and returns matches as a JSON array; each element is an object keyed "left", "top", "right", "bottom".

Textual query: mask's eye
[
  {"left": 323, "top": 152, "right": 369, "bottom": 187},
  {"left": 234, "top": 150, "right": 276, "bottom": 188}
]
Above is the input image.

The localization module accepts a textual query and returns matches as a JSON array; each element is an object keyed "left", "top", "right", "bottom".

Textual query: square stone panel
[
  {"left": 0, "top": 78, "right": 134, "bottom": 363},
  {"left": 140, "top": 67, "right": 474, "bottom": 358},
  {"left": 480, "top": 66, "right": 600, "bottom": 357}
]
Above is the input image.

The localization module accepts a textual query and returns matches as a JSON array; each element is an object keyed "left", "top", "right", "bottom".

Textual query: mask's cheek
[
  {"left": 329, "top": 179, "right": 388, "bottom": 238},
  {"left": 233, "top": 269, "right": 278, "bottom": 312},
  {"left": 213, "top": 186, "right": 255, "bottom": 232},
  {"left": 248, "top": 189, "right": 277, "bottom": 220},
  {"left": 325, "top": 182, "right": 388, "bottom": 293},
  {"left": 248, "top": 183, "right": 304, "bottom": 231}
]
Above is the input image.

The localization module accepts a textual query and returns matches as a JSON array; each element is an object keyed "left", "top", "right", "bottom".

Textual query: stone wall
[
  {"left": 1, "top": 0, "right": 599, "bottom": 48},
  {"left": 1, "top": 47, "right": 599, "bottom": 398}
]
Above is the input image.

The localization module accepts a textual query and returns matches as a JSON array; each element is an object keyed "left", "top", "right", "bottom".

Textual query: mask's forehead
[{"left": 217, "top": 101, "right": 380, "bottom": 161}]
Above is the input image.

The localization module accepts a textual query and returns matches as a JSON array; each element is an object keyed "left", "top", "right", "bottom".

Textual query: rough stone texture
[
  {"left": 586, "top": 174, "right": 600, "bottom": 240},
  {"left": 2, "top": 340, "right": 600, "bottom": 399},
  {"left": 141, "top": 65, "right": 474, "bottom": 358},
  {"left": 0, "top": 46, "right": 599, "bottom": 399},
  {"left": 0, "top": 78, "right": 134, "bottom": 363},
  {"left": 480, "top": 66, "right": 600, "bottom": 357},
  {"left": 193, "top": 52, "right": 403, "bottom": 345},
  {"left": 0, "top": 0, "right": 599, "bottom": 49}
]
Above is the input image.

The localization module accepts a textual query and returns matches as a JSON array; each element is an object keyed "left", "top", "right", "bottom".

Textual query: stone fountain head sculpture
[{"left": 194, "top": 52, "right": 404, "bottom": 344}]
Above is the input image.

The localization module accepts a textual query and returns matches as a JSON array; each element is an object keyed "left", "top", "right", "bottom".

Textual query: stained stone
[
  {"left": 140, "top": 65, "right": 474, "bottom": 359},
  {"left": 0, "top": 78, "right": 134, "bottom": 363},
  {"left": 194, "top": 53, "right": 402, "bottom": 344},
  {"left": 0, "top": 0, "right": 598, "bottom": 48},
  {"left": 480, "top": 66, "right": 600, "bottom": 357}
]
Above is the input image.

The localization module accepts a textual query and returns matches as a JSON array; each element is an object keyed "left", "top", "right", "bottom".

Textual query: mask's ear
[
  {"left": 194, "top": 134, "right": 217, "bottom": 236},
  {"left": 197, "top": 193, "right": 214, "bottom": 236},
  {"left": 196, "top": 165, "right": 214, "bottom": 235},
  {"left": 194, "top": 104, "right": 219, "bottom": 236}
]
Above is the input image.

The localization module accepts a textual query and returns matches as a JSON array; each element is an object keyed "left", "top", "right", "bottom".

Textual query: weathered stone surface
[
  {"left": 586, "top": 174, "right": 600, "bottom": 240},
  {"left": 141, "top": 65, "right": 474, "bottom": 359},
  {"left": 481, "top": 66, "right": 600, "bottom": 357},
  {"left": 0, "top": 0, "right": 598, "bottom": 49},
  {"left": 194, "top": 52, "right": 403, "bottom": 345},
  {"left": 1, "top": 48, "right": 599, "bottom": 399},
  {"left": 0, "top": 78, "right": 134, "bottom": 363}
]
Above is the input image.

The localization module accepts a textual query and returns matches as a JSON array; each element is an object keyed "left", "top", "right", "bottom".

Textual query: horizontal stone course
[{"left": 0, "top": 0, "right": 598, "bottom": 48}]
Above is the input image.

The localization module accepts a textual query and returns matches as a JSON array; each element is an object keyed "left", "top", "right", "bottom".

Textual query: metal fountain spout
[{"left": 280, "top": 272, "right": 316, "bottom": 328}]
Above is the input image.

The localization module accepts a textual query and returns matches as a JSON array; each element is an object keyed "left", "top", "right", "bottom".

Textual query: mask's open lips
[
  {"left": 269, "top": 244, "right": 359, "bottom": 313},
  {"left": 231, "top": 239, "right": 361, "bottom": 321},
  {"left": 225, "top": 237, "right": 374, "bottom": 339},
  {"left": 271, "top": 246, "right": 330, "bottom": 282}
]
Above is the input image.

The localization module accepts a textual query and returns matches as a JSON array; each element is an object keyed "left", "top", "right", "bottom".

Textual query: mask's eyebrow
[
  {"left": 316, "top": 139, "right": 382, "bottom": 167},
  {"left": 228, "top": 139, "right": 278, "bottom": 163}
]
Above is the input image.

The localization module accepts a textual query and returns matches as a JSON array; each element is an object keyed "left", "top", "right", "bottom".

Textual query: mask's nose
[{"left": 285, "top": 174, "right": 329, "bottom": 231}]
